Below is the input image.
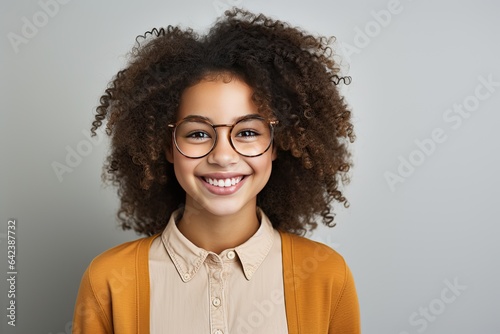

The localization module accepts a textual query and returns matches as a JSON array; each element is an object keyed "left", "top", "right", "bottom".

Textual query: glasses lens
[
  {"left": 232, "top": 118, "right": 272, "bottom": 156},
  {"left": 175, "top": 120, "right": 215, "bottom": 158}
]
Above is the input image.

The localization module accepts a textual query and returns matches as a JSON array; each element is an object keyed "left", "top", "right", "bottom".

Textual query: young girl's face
[{"left": 167, "top": 76, "right": 277, "bottom": 219}]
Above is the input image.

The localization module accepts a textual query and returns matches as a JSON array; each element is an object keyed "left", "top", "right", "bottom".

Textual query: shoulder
[
  {"left": 74, "top": 235, "right": 159, "bottom": 332},
  {"left": 280, "top": 231, "right": 346, "bottom": 270},
  {"left": 280, "top": 231, "right": 350, "bottom": 291},
  {"left": 85, "top": 235, "right": 159, "bottom": 285}
]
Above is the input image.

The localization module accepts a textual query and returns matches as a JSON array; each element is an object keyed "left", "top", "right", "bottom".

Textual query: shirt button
[
  {"left": 213, "top": 270, "right": 222, "bottom": 280},
  {"left": 227, "top": 251, "right": 235, "bottom": 259},
  {"left": 214, "top": 330, "right": 223, "bottom": 334},
  {"left": 212, "top": 297, "right": 221, "bottom": 307},
  {"left": 183, "top": 273, "right": 190, "bottom": 280}
]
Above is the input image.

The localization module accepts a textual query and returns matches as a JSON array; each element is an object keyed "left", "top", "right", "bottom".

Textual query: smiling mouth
[{"left": 202, "top": 176, "right": 244, "bottom": 188}]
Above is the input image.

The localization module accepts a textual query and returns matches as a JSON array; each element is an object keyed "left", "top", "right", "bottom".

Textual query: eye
[
  {"left": 236, "top": 129, "right": 260, "bottom": 138},
  {"left": 186, "top": 131, "right": 211, "bottom": 140}
]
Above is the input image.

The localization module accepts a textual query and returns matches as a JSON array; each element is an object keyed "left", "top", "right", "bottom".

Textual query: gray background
[{"left": 1, "top": 0, "right": 499, "bottom": 333}]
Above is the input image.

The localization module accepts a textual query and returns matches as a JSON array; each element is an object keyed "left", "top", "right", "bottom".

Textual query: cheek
[
  {"left": 251, "top": 155, "right": 274, "bottom": 180},
  {"left": 171, "top": 153, "right": 196, "bottom": 185}
]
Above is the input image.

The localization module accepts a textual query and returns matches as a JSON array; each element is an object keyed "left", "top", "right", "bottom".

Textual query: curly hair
[{"left": 91, "top": 8, "right": 355, "bottom": 236}]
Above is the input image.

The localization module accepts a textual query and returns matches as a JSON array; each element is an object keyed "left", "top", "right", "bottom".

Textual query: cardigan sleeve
[
  {"left": 281, "top": 231, "right": 361, "bottom": 333},
  {"left": 72, "top": 236, "right": 154, "bottom": 334},
  {"left": 72, "top": 265, "right": 113, "bottom": 334},
  {"left": 329, "top": 263, "right": 361, "bottom": 334}
]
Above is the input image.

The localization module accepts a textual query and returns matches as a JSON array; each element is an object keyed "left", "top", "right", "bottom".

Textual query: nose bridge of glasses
[
  {"left": 211, "top": 124, "right": 235, "bottom": 150},
  {"left": 212, "top": 124, "right": 233, "bottom": 131}
]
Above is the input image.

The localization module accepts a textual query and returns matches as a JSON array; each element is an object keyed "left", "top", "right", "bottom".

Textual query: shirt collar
[{"left": 161, "top": 208, "right": 275, "bottom": 282}]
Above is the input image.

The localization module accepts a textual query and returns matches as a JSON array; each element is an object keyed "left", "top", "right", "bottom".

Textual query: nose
[{"left": 207, "top": 127, "right": 239, "bottom": 167}]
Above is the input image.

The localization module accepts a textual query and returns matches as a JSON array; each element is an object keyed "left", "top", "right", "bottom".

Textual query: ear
[{"left": 165, "top": 146, "right": 174, "bottom": 163}]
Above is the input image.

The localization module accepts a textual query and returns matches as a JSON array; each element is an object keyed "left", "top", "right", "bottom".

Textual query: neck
[{"left": 176, "top": 201, "right": 260, "bottom": 254}]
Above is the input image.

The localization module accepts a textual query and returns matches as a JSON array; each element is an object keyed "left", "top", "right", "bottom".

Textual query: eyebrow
[{"left": 180, "top": 114, "right": 260, "bottom": 124}]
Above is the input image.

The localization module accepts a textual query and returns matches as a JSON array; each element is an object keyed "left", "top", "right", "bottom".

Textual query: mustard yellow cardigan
[{"left": 73, "top": 231, "right": 360, "bottom": 333}]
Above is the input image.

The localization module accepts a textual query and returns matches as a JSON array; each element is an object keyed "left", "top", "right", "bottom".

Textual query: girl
[{"left": 73, "top": 8, "right": 360, "bottom": 333}]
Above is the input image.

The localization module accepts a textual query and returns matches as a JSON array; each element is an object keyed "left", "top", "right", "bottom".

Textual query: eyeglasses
[{"left": 168, "top": 115, "right": 279, "bottom": 159}]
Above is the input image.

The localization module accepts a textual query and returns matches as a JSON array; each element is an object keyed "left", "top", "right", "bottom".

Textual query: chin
[
  {"left": 204, "top": 204, "right": 246, "bottom": 218},
  {"left": 195, "top": 197, "right": 255, "bottom": 218}
]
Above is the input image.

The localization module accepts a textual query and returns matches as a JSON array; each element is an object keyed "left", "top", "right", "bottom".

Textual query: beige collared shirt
[{"left": 149, "top": 209, "right": 288, "bottom": 334}]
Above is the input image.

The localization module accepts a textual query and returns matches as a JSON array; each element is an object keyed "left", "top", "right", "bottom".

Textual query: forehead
[{"left": 177, "top": 77, "right": 259, "bottom": 123}]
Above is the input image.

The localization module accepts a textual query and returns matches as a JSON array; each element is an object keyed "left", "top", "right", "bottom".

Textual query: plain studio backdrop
[{"left": 1, "top": 0, "right": 499, "bottom": 333}]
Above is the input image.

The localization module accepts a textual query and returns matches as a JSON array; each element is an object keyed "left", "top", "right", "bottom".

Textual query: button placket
[{"left": 207, "top": 258, "right": 226, "bottom": 334}]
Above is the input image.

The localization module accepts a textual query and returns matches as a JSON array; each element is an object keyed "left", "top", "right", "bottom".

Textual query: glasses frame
[{"left": 168, "top": 115, "right": 279, "bottom": 159}]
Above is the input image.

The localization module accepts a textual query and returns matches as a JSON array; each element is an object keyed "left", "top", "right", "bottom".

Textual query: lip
[
  {"left": 200, "top": 173, "right": 247, "bottom": 179},
  {"left": 198, "top": 173, "right": 248, "bottom": 196}
]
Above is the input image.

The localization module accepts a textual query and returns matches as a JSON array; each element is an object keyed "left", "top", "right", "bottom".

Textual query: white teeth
[{"left": 205, "top": 177, "right": 243, "bottom": 187}]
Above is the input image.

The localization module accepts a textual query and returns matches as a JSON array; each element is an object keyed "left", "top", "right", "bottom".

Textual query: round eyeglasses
[{"left": 168, "top": 115, "right": 279, "bottom": 159}]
